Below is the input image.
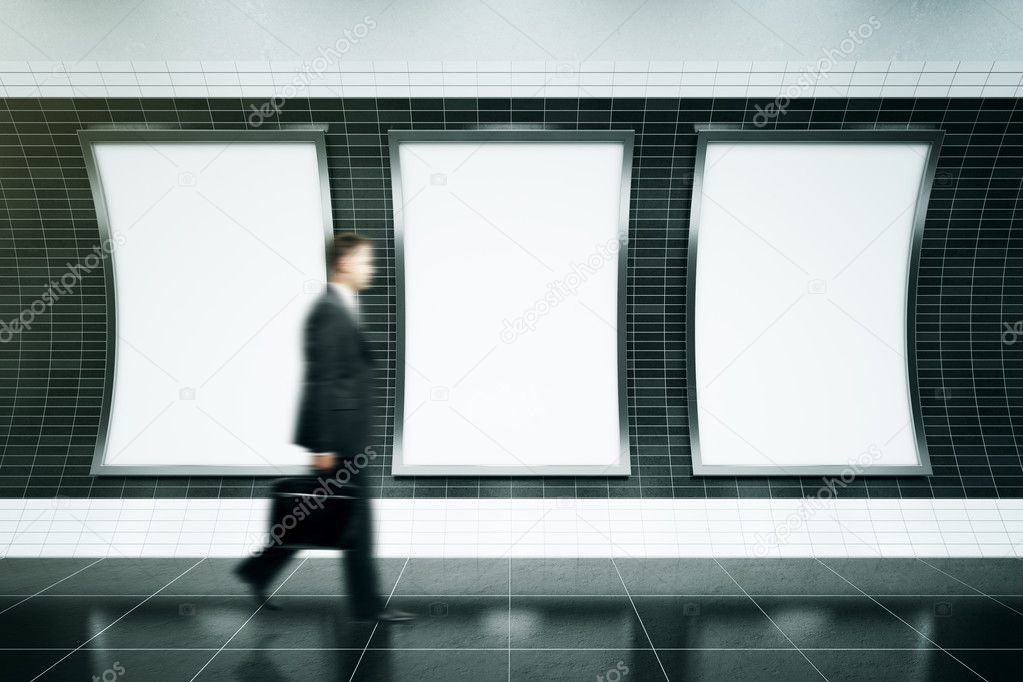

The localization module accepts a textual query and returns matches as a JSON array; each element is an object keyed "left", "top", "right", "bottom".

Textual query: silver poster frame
[
  {"left": 388, "top": 129, "right": 634, "bottom": 476},
  {"left": 687, "top": 129, "right": 943, "bottom": 477},
  {"left": 80, "top": 127, "right": 334, "bottom": 476}
]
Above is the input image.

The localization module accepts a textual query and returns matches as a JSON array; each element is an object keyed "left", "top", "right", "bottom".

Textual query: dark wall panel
[{"left": 0, "top": 96, "right": 1021, "bottom": 499}]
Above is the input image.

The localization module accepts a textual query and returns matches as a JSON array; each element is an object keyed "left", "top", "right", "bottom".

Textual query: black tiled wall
[{"left": 1, "top": 97, "right": 1021, "bottom": 499}]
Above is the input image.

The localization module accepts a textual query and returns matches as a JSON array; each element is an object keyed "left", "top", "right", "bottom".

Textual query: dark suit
[
  {"left": 294, "top": 284, "right": 376, "bottom": 455},
  {"left": 237, "top": 285, "right": 383, "bottom": 617}
]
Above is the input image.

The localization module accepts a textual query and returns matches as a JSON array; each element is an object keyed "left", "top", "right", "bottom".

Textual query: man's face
[{"left": 338, "top": 243, "right": 375, "bottom": 291}]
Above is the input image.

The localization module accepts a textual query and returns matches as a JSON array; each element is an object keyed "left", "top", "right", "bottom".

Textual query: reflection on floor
[{"left": 0, "top": 557, "right": 1020, "bottom": 680}]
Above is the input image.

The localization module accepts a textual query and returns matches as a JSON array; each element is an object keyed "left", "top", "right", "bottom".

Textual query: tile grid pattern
[
  {"left": 2, "top": 61, "right": 1023, "bottom": 99},
  {"left": 0, "top": 556, "right": 1021, "bottom": 680},
  {"left": 2, "top": 498, "right": 1022, "bottom": 558},
  {"left": 0, "top": 96, "right": 1021, "bottom": 499}
]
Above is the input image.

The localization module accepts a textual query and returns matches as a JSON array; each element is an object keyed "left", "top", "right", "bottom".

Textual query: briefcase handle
[{"left": 269, "top": 476, "right": 356, "bottom": 499}]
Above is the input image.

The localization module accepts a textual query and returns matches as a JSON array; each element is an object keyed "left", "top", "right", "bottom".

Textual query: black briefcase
[{"left": 268, "top": 476, "right": 356, "bottom": 550}]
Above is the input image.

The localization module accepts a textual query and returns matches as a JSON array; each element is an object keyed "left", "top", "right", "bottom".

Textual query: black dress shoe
[
  {"left": 353, "top": 608, "right": 414, "bottom": 623},
  {"left": 233, "top": 566, "right": 281, "bottom": 611},
  {"left": 375, "top": 608, "right": 414, "bottom": 623}
]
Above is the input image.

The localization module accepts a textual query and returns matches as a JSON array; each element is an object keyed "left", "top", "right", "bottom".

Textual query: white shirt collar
[{"left": 329, "top": 281, "right": 359, "bottom": 321}]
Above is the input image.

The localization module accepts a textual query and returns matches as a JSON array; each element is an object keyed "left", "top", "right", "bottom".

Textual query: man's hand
[{"left": 311, "top": 452, "right": 336, "bottom": 471}]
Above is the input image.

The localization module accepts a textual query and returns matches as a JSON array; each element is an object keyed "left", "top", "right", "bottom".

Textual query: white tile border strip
[
  {"left": 1, "top": 498, "right": 1020, "bottom": 558},
  {"left": 0, "top": 61, "right": 1021, "bottom": 98}
]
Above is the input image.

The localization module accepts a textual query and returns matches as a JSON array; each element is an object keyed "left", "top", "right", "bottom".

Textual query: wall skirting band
[{"left": 2, "top": 498, "right": 1021, "bottom": 559}]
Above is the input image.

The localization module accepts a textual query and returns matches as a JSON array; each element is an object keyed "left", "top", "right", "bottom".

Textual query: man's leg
[
  {"left": 342, "top": 494, "right": 384, "bottom": 617},
  {"left": 237, "top": 544, "right": 296, "bottom": 593}
]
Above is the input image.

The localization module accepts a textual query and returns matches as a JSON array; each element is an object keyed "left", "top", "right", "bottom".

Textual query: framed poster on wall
[
  {"left": 81, "top": 128, "right": 333, "bottom": 475},
  {"left": 389, "top": 130, "right": 633, "bottom": 476},
  {"left": 687, "top": 130, "right": 942, "bottom": 476}
]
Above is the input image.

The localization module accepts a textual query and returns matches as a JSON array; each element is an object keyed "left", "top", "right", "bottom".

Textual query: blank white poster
[
  {"left": 692, "top": 140, "right": 932, "bottom": 474},
  {"left": 90, "top": 138, "right": 328, "bottom": 473},
  {"left": 393, "top": 138, "right": 630, "bottom": 475}
]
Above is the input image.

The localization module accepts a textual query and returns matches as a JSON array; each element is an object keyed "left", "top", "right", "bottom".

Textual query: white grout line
[
  {"left": 814, "top": 559, "right": 989, "bottom": 680},
  {"left": 0, "top": 557, "right": 104, "bottom": 616},
  {"left": 187, "top": 557, "right": 309, "bottom": 681},
  {"left": 347, "top": 555, "right": 410, "bottom": 682},
  {"left": 714, "top": 558, "right": 830, "bottom": 680},
  {"left": 7, "top": 650, "right": 1023, "bottom": 654},
  {"left": 29, "top": 558, "right": 206, "bottom": 681},
  {"left": 6, "top": 592, "right": 1023, "bottom": 598},
  {"left": 609, "top": 557, "right": 670, "bottom": 681},
  {"left": 5, "top": 646, "right": 1023, "bottom": 652},
  {"left": 914, "top": 557, "right": 1023, "bottom": 617}
]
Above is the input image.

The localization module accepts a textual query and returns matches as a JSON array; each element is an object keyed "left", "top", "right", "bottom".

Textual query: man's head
[{"left": 329, "top": 232, "right": 375, "bottom": 291}]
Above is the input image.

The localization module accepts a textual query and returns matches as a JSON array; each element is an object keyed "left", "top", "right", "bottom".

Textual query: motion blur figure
[{"left": 236, "top": 233, "right": 412, "bottom": 623}]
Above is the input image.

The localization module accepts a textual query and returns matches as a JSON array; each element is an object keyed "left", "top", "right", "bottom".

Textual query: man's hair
[{"left": 329, "top": 232, "right": 371, "bottom": 271}]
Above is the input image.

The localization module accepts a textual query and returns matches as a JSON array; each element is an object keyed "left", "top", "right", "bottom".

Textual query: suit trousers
[{"left": 237, "top": 465, "right": 383, "bottom": 617}]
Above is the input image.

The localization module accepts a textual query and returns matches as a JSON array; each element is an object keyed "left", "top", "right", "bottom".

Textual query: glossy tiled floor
[{"left": 1, "top": 557, "right": 1021, "bottom": 680}]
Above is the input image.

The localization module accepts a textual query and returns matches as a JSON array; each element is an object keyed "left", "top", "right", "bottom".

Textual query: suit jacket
[{"left": 293, "top": 285, "right": 377, "bottom": 457}]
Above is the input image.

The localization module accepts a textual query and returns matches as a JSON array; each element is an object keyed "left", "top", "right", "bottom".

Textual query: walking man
[{"left": 236, "top": 232, "right": 412, "bottom": 623}]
